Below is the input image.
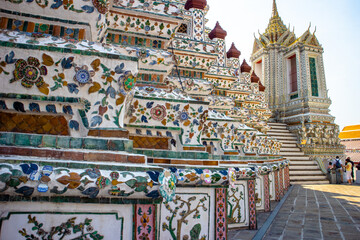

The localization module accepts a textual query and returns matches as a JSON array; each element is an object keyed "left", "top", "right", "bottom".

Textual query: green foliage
[
  {"left": 190, "top": 223, "right": 201, "bottom": 240},
  {"left": 18, "top": 215, "right": 104, "bottom": 240}
]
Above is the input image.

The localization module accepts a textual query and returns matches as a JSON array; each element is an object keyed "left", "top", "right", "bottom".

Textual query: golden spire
[
  {"left": 264, "top": 0, "right": 288, "bottom": 43},
  {"left": 272, "top": 0, "right": 279, "bottom": 17}
]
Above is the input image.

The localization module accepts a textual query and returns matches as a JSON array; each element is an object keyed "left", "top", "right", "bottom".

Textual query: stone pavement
[
  {"left": 263, "top": 184, "right": 360, "bottom": 240},
  {"left": 228, "top": 201, "right": 279, "bottom": 240}
]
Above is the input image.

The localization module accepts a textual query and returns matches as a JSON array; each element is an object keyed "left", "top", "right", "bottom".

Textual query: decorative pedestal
[
  {"left": 263, "top": 174, "right": 271, "bottom": 212},
  {"left": 279, "top": 168, "right": 284, "bottom": 197},
  {"left": 274, "top": 170, "right": 280, "bottom": 202},
  {"left": 134, "top": 204, "right": 156, "bottom": 240},
  {"left": 215, "top": 188, "right": 227, "bottom": 240},
  {"left": 248, "top": 179, "right": 257, "bottom": 230}
]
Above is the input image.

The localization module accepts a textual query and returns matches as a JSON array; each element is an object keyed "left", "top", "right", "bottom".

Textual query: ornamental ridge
[{"left": 264, "top": 0, "right": 288, "bottom": 42}]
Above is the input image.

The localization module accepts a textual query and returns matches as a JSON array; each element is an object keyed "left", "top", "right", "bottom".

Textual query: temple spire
[
  {"left": 272, "top": 0, "right": 279, "bottom": 18},
  {"left": 263, "top": 0, "right": 288, "bottom": 43}
]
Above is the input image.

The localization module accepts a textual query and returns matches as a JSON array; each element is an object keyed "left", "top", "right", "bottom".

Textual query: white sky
[{"left": 206, "top": 0, "right": 360, "bottom": 130}]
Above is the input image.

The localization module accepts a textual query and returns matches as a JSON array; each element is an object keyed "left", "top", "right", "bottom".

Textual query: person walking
[
  {"left": 345, "top": 158, "right": 352, "bottom": 184},
  {"left": 333, "top": 156, "right": 343, "bottom": 184},
  {"left": 346, "top": 157, "right": 355, "bottom": 182},
  {"left": 327, "top": 162, "right": 333, "bottom": 182}
]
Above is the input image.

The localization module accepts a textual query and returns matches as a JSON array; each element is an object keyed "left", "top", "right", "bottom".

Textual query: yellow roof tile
[{"left": 339, "top": 124, "right": 360, "bottom": 139}]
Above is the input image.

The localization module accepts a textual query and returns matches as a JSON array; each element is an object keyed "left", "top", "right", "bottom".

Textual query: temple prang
[
  {"left": 0, "top": 0, "right": 339, "bottom": 238},
  {"left": 251, "top": 0, "right": 344, "bottom": 169}
]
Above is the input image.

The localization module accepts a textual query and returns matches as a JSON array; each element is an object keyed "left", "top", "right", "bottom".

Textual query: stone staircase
[{"left": 267, "top": 123, "right": 329, "bottom": 184}]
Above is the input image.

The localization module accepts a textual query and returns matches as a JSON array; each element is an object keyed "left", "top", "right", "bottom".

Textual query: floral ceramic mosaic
[
  {"left": 161, "top": 192, "right": 209, "bottom": 240},
  {"left": 215, "top": 188, "right": 227, "bottom": 240},
  {"left": 227, "top": 183, "right": 248, "bottom": 227},
  {"left": 0, "top": 1, "right": 292, "bottom": 239},
  {"left": 134, "top": 204, "right": 156, "bottom": 240},
  {"left": 0, "top": 162, "right": 168, "bottom": 199}
]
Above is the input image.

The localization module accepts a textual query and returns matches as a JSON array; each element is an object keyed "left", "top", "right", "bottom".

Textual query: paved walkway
[
  {"left": 228, "top": 202, "right": 279, "bottom": 240},
  {"left": 264, "top": 184, "right": 360, "bottom": 240}
]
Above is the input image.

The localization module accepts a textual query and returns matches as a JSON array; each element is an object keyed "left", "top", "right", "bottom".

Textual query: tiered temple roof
[{"left": 0, "top": 1, "right": 290, "bottom": 238}]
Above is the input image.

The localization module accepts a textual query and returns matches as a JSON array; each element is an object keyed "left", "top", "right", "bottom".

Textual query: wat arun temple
[{"left": 0, "top": 0, "right": 344, "bottom": 239}]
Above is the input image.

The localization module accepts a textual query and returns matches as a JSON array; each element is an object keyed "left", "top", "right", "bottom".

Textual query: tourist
[
  {"left": 345, "top": 158, "right": 352, "bottom": 184},
  {"left": 327, "top": 162, "right": 333, "bottom": 171},
  {"left": 346, "top": 157, "right": 355, "bottom": 182},
  {"left": 333, "top": 156, "right": 343, "bottom": 184},
  {"left": 327, "top": 162, "right": 333, "bottom": 181}
]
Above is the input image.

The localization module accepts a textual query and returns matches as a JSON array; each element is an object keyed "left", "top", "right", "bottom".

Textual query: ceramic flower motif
[
  {"left": 11, "top": 57, "right": 47, "bottom": 88},
  {"left": 96, "top": 176, "right": 110, "bottom": 189},
  {"left": 73, "top": 65, "right": 95, "bottom": 85},
  {"left": 279, "top": 162, "right": 285, "bottom": 169},
  {"left": 136, "top": 48, "right": 150, "bottom": 59},
  {"left": 228, "top": 168, "right": 236, "bottom": 188},
  {"left": 150, "top": 104, "right": 167, "bottom": 121},
  {"left": 184, "top": 79, "right": 195, "bottom": 90},
  {"left": 201, "top": 169, "right": 212, "bottom": 184},
  {"left": 271, "top": 164, "right": 279, "bottom": 171},
  {"left": 142, "top": 0, "right": 153, "bottom": 11},
  {"left": 159, "top": 170, "right": 177, "bottom": 202},
  {"left": 119, "top": 71, "right": 137, "bottom": 92},
  {"left": 37, "top": 165, "right": 53, "bottom": 193},
  {"left": 175, "top": 169, "right": 185, "bottom": 182},
  {"left": 177, "top": 110, "right": 189, "bottom": 122},
  {"left": 92, "top": 0, "right": 109, "bottom": 14},
  {"left": 258, "top": 165, "right": 270, "bottom": 175}
]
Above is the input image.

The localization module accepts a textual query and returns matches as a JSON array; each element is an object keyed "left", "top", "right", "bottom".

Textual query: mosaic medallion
[
  {"left": 73, "top": 65, "right": 95, "bottom": 85},
  {"left": 158, "top": 170, "right": 177, "bottom": 202},
  {"left": 11, "top": 57, "right": 47, "bottom": 88},
  {"left": 150, "top": 104, "right": 167, "bottom": 121}
]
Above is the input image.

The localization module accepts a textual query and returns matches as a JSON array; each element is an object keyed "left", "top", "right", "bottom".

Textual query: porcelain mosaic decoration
[
  {"left": 0, "top": 0, "right": 293, "bottom": 239},
  {"left": 251, "top": 0, "right": 344, "bottom": 162},
  {"left": 18, "top": 214, "right": 104, "bottom": 240},
  {"left": 0, "top": 162, "right": 169, "bottom": 199},
  {"left": 160, "top": 192, "right": 209, "bottom": 240}
]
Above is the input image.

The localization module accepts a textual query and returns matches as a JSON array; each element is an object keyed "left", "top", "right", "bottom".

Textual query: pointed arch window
[
  {"left": 254, "top": 59, "right": 263, "bottom": 83},
  {"left": 288, "top": 55, "right": 297, "bottom": 93},
  {"left": 309, "top": 57, "right": 319, "bottom": 97}
]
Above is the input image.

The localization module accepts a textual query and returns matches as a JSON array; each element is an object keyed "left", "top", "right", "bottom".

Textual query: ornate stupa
[
  {"left": 0, "top": 0, "right": 291, "bottom": 239},
  {"left": 251, "top": 0, "right": 344, "bottom": 166}
]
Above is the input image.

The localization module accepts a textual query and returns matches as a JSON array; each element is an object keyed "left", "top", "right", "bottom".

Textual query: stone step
[
  {"left": 290, "top": 175, "right": 328, "bottom": 180},
  {"left": 267, "top": 129, "right": 290, "bottom": 133},
  {"left": 268, "top": 124, "right": 288, "bottom": 129},
  {"left": 280, "top": 147, "right": 301, "bottom": 152},
  {"left": 269, "top": 128, "right": 288, "bottom": 132},
  {"left": 290, "top": 180, "right": 330, "bottom": 185},
  {"left": 289, "top": 161, "right": 317, "bottom": 166},
  {"left": 268, "top": 135, "right": 296, "bottom": 139},
  {"left": 280, "top": 151, "right": 304, "bottom": 156},
  {"left": 269, "top": 122, "right": 288, "bottom": 126},
  {"left": 269, "top": 122, "right": 329, "bottom": 185},
  {"left": 290, "top": 165, "right": 320, "bottom": 170},
  {"left": 267, "top": 132, "right": 296, "bottom": 137},
  {"left": 279, "top": 140, "right": 298, "bottom": 144},
  {"left": 281, "top": 143, "right": 298, "bottom": 148},
  {"left": 290, "top": 170, "right": 324, "bottom": 176},
  {"left": 270, "top": 136, "right": 297, "bottom": 140},
  {"left": 285, "top": 156, "right": 310, "bottom": 161},
  {"left": 271, "top": 135, "right": 298, "bottom": 141},
  {"left": 269, "top": 127, "right": 288, "bottom": 131}
]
